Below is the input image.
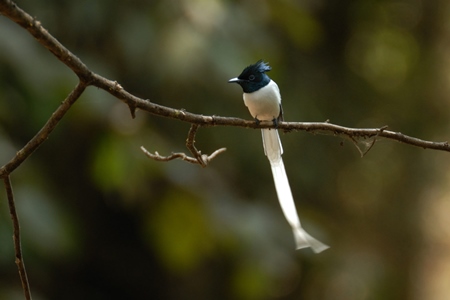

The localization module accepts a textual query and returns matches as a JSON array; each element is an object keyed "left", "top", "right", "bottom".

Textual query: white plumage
[
  {"left": 243, "top": 81, "right": 329, "bottom": 253},
  {"left": 243, "top": 80, "right": 282, "bottom": 122}
]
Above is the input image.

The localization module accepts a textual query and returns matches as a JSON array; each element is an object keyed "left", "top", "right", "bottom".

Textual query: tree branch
[
  {"left": 141, "top": 147, "right": 227, "bottom": 166},
  {"left": 1, "top": 0, "right": 448, "bottom": 155},
  {"left": 0, "top": 0, "right": 93, "bottom": 82},
  {"left": 1, "top": 0, "right": 450, "bottom": 298},
  {"left": 3, "top": 176, "right": 31, "bottom": 300},
  {"left": 0, "top": 82, "right": 87, "bottom": 177},
  {"left": 186, "top": 124, "right": 208, "bottom": 167},
  {"left": 141, "top": 124, "right": 227, "bottom": 167},
  {"left": 284, "top": 122, "right": 450, "bottom": 153},
  {"left": 85, "top": 72, "right": 450, "bottom": 153}
]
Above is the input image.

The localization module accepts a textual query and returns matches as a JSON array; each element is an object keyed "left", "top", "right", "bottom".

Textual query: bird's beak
[{"left": 228, "top": 77, "right": 241, "bottom": 83}]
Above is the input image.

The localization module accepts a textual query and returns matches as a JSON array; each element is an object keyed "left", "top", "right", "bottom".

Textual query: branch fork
[{"left": 141, "top": 124, "right": 227, "bottom": 167}]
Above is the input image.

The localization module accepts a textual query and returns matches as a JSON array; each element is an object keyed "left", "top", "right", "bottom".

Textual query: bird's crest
[{"left": 239, "top": 60, "right": 271, "bottom": 79}]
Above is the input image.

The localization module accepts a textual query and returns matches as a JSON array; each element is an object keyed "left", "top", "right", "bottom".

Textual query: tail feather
[
  {"left": 261, "top": 127, "right": 283, "bottom": 161},
  {"left": 293, "top": 225, "right": 330, "bottom": 253},
  {"left": 262, "top": 129, "right": 329, "bottom": 253}
]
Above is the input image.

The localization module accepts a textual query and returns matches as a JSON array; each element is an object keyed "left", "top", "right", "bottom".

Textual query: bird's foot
[{"left": 272, "top": 118, "right": 279, "bottom": 129}]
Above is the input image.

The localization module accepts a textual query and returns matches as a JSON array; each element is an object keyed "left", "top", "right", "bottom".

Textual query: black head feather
[
  {"left": 238, "top": 60, "right": 272, "bottom": 79},
  {"left": 228, "top": 60, "right": 272, "bottom": 93}
]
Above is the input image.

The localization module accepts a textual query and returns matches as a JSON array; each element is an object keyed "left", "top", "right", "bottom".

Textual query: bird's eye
[{"left": 249, "top": 75, "right": 255, "bottom": 81}]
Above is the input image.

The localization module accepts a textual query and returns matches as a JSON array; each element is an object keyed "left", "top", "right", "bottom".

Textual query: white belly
[{"left": 243, "top": 80, "right": 281, "bottom": 121}]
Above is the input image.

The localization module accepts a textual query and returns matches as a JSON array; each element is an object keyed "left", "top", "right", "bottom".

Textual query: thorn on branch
[
  {"left": 128, "top": 102, "right": 137, "bottom": 119},
  {"left": 112, "top": 81, "right": 123, "bottom": 91}
]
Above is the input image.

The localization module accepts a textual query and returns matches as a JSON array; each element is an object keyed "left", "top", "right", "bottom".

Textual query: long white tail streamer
[{"left": 261, "top": 128, "right": 329, "bottom": 253}]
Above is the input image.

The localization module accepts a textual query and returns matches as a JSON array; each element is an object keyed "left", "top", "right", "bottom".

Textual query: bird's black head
[{"left": 228, "top": 60, "right": 272, "bottom": 93}]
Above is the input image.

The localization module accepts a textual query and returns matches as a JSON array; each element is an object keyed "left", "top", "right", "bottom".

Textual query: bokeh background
[{"left": 1, "top": 0, "right": 450, "bottom": 299}]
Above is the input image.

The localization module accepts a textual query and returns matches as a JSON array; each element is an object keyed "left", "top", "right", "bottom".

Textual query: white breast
[{"left": 243, "top": 80, "right": 281, "bottom": 121}]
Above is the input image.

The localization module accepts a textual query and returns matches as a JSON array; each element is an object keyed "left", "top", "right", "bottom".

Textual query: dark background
[{"left": 1, "top": 0, "right": 450, "bottom": 299}]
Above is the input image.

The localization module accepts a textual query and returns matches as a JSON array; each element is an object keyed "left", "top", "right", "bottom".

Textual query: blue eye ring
[{"left": 249, "top": 75, "right": 255, "bottom": 81}]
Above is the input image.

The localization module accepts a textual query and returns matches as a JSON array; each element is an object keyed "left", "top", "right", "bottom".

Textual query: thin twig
[
  {"left": 361, "top": 125, "right": 389, "bottom": 157},
  {"left": 186, "top": 124, "right": 207, "bottom": 167},
  {"left": 3, "top": 176, "right": 31, "bottom": 300},
  {"left": 141, "top": 124, "right": 226, "bottom": 166},
  {"left": 290, "top": 122, "right": 450, "bottom": 152},
  {"left": 141, "top": 147, "right": 227, "bottom": 165},
  {"left": 0, "top": 82, "right": 86, "bottom": 177},
  {"left": 349, "top": 135, "right": 365, "bottom": 158}
]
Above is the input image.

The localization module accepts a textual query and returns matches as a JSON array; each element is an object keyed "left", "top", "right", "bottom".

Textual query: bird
[{"left": 228, "top": 60, "right": 329, "bottom": 253}]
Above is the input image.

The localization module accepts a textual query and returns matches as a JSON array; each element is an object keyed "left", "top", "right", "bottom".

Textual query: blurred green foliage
[{"left": 2, "top": 0, "right": 450, "bottom": 299}]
